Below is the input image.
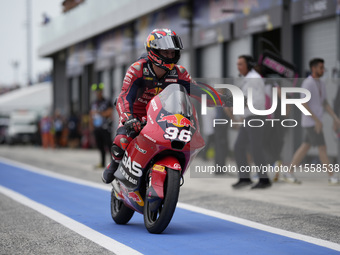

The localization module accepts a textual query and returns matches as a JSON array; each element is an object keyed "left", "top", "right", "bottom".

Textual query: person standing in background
[
  {"left": 40, "top": 111, "right": 54, "bottom": 149},
  {"left": 284, "top": 58, "right": 340, "bottom": 185},
  {"left": 53, "top": 109, "right": 64, "bottom": 148},
  {"left": 90, "top": 83, "right": 113, "bottom": 169},
  {"left": 231, "top": 55, "right": 271, "bottom": 189},
  {"left": 67, "top": 110, "right": 81, "bottom": 148}
]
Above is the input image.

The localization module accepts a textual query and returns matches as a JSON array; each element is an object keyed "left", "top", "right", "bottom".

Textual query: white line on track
[
  {"left": 177, "top": 203, "right": 340, "bottom": 252},
  {"left": 1, "top": 157, "right": 340, "bottom": 252},
  {"left": 0, "top": 157, "right": 141, "bottom": 255},
  {"left": 0, "top": 157, "right": 111, "bottom": 191},
  {"left": 0, "top": 186, "right": 142, "bottom": 255}
]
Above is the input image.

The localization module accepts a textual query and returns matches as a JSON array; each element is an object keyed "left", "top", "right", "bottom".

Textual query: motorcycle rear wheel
[
  {"left": 144, "top": 168, "right": 180, "bottom": 234},
  {"left": 110, "top": 189, "right": 135, "bottom": 224}
]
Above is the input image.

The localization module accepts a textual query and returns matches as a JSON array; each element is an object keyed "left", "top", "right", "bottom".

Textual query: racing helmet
[{"left": 145, "top": 28, "right": 183, "bottom": 71}]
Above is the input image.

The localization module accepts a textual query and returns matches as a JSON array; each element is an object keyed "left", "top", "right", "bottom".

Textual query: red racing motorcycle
[{"left": 110, "top": 84, "right": 205, "bottom": 234}]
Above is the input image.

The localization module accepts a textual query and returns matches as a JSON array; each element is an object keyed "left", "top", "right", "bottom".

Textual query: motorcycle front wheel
[
  {"left": 144, "top": 168, "right": 180, "bottom": 234},
  {"left": 110, "top": 189, "right": 135, "bottom": 224}
]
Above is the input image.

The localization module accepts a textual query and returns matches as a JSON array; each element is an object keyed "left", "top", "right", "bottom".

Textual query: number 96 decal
[{"left": 164, "top": 127, "right": 192, "bottom": 142}]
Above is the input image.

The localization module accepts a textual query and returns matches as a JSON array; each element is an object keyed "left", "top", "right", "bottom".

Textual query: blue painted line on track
[{"left": 0, "top": 161, "right": 339, "bottom": 255}]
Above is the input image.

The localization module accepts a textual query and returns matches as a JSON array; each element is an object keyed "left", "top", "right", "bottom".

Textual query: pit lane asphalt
[{"left": 0, "top": 145, "right": 339, "bottom": 254}]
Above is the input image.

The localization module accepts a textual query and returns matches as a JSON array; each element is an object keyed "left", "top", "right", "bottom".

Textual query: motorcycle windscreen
[{"left": 158, "top": 84, "right": 193, "bottom": 117}]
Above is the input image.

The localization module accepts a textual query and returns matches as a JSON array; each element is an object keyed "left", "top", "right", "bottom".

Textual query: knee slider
[{"left": 111, "top": 144, "right": 125, "bottom": 160}]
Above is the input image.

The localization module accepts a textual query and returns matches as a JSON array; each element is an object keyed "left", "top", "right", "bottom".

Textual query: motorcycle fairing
[
  {"left": 112, "top": 84, "right": 205, "bottom": 215},
  {"left": 113, "top": 179, "right": 145, "bottom": 213}
]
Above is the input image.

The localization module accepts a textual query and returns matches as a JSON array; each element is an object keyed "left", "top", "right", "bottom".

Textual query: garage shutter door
[{"left": 201, "top": 44, "right": 222, "bottom": 78}]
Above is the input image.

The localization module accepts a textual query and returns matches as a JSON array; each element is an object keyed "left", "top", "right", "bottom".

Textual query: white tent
[{"left": 0, "top": 82, "right": 52, "bottom": 116}]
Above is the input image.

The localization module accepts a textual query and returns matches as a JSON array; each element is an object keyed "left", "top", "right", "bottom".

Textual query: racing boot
[
  {"left": 102, "top": 143, "right": 125, "bottom": 184},
  {"left": 102, "top": 160, "right": 119, "bottom": 184}
]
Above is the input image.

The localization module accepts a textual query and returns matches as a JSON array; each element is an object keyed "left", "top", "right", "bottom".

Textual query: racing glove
[
  {"left": 221, "top": 92, "right": 233, "bottom": 107},
  {"left": 122, "top": 113, "right": 142, "bottom": 136}
]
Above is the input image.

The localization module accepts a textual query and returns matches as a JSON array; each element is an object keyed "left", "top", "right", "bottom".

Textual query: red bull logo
[
  {"left": 128, "top": 191, "right": 144, "bottom": 206},
  {"left": 147, "top": 87, "right": 163, "bottom": 96},
  {"left": 158, "top": 113, "right": 195, "bottom": 129}
]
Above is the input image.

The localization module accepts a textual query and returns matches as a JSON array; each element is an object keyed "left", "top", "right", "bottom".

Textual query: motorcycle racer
[{"left": 102, "top": 28, "right": 231, "bottom": 184}]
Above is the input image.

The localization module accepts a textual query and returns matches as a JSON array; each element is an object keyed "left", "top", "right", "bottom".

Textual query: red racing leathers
[{"left": 112, "top": 58, "right": 224, "bottom": 161}]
